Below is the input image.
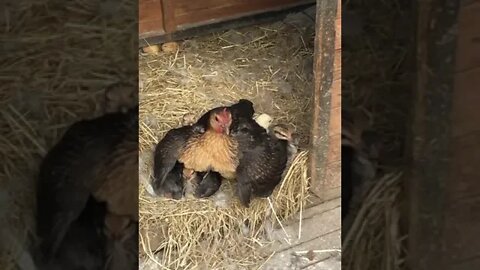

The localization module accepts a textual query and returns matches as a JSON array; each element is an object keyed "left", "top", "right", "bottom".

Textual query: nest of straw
[
  {"left": 139, "top": 17, "right": 315, "bottom": 269},
  {"left": 342, "top": 172, "right": 406, "bottom": 270},
  {"left": 0, "top": 1, "right": 136, "bottom": 269}
]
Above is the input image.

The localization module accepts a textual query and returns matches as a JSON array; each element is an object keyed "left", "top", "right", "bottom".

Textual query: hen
[
  {"left": 152, "top": 99, "right": 254, "bottom": 199},
  {"left": 35, "top": 106, "right": 138, "bottom": 263},
  {"left": 179, "top": 99, "right": 255, "bottom": 180},
  {"left": 232, "top": 118, "right": 294, "bottom": 207}
]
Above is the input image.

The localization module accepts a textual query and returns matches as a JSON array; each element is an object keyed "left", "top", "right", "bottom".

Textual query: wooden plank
[
  {"left": 264, "top": 232, "right": 341, "bottom": 270},
  {"left": 444, "top": 1, "right": 480, "bottom": 268},
  {"left": 451, "top": 68, "right": 480, "bottom": 138},
  {"left": 447, "top": 256, "right": 480, "bottom": 270},
  {"left": 309, "top": 0, "right": 340, "bottom": 200},
  {"left": 170, "top": 0, "right": 314, "bottom": 30},
  {"left": 444, "top": 194, "right": 480, "bottom": 263},
  {"left": 455, "top": 1, "right": 480, "bottom": 72},
  {"left": 407, "top": 0, "right": 461, "bottom": 269},
  {"left": 448, "top": 131, "right": 480, "bottom": 200},
  {"left": 268, "top": 198, "right": 341, "bottom": 251},
  {"left": 279, "top": 197, "right": 340, "bottom": 228},
  {"left": 264, "top": 200, "right": 341, "bottom": 269},
  {"left": 161, "top": 0, "right": 177, "bottom": 33},
  {"left": 139, "top": 3, "right": 314, "bottom": 47},
  {"left": 139, "top": 0, "right": 165, "bottom": 37}
]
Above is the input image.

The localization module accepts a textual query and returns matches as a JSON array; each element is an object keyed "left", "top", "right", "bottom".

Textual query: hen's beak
[{"left": 223, "top": 125, "right": 230, "bottom": 135}]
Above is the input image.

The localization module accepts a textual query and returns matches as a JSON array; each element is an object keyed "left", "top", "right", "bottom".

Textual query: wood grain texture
[
  {"left": 171, "top": 0, "right": 314, "bottom": 30},
  {"left": 139, "top": 3, "right": 314, "bottom": 47},
  {"left": 310, "top": 0, "right": 340, "bottom": 200},
  {"left": 139, "top": 0, "right": 165, "bottom": 37},
  {"left": 455, "top": 1, "right": 480, "bottom": 72},
  {"left": 408, "top": 0, "right": 474, "bottom": 270},
  {"left": 442, "top": 1, "right": 480, "bottom": 264},
  {"left": 139, "top": 0, "right": 314, "bottom": 38}
]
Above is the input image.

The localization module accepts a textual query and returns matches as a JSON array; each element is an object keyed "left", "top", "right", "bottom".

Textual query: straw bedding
[
  {"left": 138, "top": 14, "right": 316, "bottom": 270},
  {"left": 0, "top": 1, "right": 136, "bottom": 269}
]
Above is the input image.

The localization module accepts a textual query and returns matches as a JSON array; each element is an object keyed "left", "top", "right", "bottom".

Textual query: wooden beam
[
  {"left": 309, "top": 0, "right": 340, "bottom": 200},
  {"left": 407, "top": 0, "right": 461, "bottom": 269}
]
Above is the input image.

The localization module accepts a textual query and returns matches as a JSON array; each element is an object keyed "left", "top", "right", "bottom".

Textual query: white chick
[{"left": 254, "top": 113, "right": 273, "bottom": 132}]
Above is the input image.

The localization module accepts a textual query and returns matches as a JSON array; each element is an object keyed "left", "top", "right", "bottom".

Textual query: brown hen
[{"left": 179, "top": 99, "right": 255, "bottom": 179}]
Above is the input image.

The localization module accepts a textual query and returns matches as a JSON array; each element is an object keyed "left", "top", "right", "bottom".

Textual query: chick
[
  {"left": 153, "top": 161, "right": 185, "bottom": 199},
  {"left": 254, "top": 113, "right": 273, "bottom": 132},
  {"left": 194, "top": 171, "right": 222, "bottom": 198}
]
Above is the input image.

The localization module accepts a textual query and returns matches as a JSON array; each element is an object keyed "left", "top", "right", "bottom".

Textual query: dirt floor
[{"left": 138, "top": 6, "right": 341, "bottom": 270}]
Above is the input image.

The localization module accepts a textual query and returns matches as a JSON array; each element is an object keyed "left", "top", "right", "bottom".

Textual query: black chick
[
  {"left": 194, "top": 171, "right": 222, "bottom": 198},
  {"left": 153, "top": 160, "right": 185, "bottom": 199},
  {"left": 36, "top": 106, "right": 138, "bottom": 262},
  {"left": 36, "top": 196, "right": 107, "bottom": 270},
  {"left": 152, "top": 125, "right": 198, "bottom": 199},
  {"left": 232, "top": 119, "right": 292, "bottom": 207}
]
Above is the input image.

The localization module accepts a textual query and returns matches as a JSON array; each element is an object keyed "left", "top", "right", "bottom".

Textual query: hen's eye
[{"left": 215, "top": 116, "right": 220, "bottom": 122}]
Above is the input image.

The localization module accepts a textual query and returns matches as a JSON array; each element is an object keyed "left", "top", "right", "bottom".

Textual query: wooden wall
[
  {"left": 408, "top": 0, "right": 480, "bottom": 269},
  {"left": 139, "top": 0, "right": 165, "bottom": 37},
  {"left": 139, "top": 0, "right": 315, "bottom": 39}
]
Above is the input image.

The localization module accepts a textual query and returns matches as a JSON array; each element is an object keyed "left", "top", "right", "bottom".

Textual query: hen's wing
[
  {"left": 250, "top": 139, "right": 289, "bottom": 197},
  {"left": 153, "top": 126, "right": 195, "bottom": 190},
  {"left": 36, "top": 109, "right": 136, "bottom": 261},
  {"left": 235, "top": 135, "right": 288, "bottom": 207},
  {"left": 94, "top": 137, "right": 138, "bottom": 220}
]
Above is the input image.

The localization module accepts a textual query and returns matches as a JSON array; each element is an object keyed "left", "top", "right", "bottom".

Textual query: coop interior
[{"left": 138, "top": 3, "right": 341, "bottom": 270}]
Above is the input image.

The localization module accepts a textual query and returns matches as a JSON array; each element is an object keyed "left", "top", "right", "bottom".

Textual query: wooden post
[
  {"left": 408, "top": 0, "right": 465, "bottom": 269},
  {"left": 309, "top": 0, "right": 341, "bottom": 200}
]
